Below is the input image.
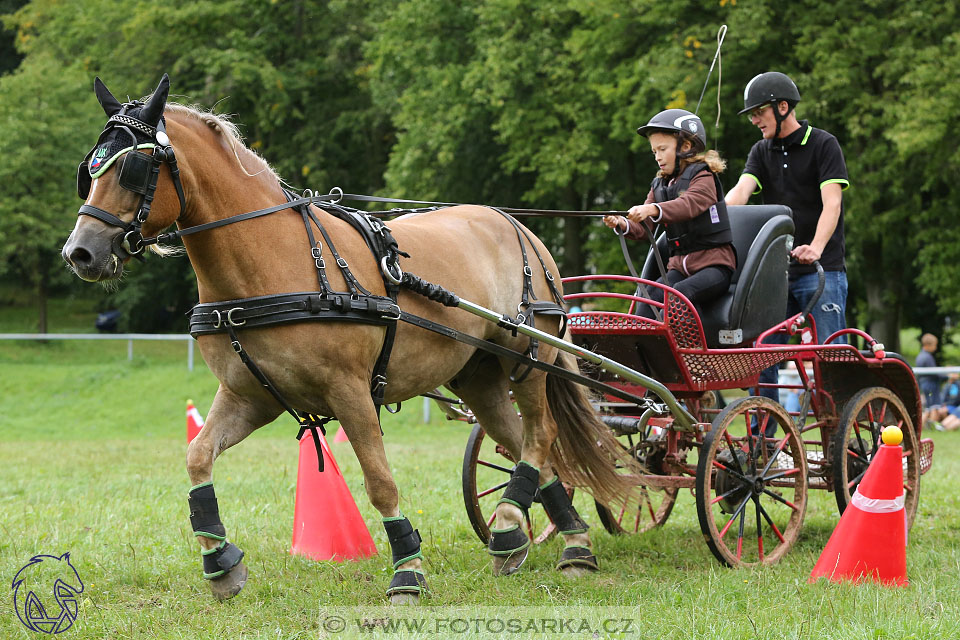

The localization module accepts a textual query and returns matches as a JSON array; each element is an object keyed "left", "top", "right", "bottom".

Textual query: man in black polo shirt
[{"left": 726, "top": 71, "right": 850, "bottom": 417}]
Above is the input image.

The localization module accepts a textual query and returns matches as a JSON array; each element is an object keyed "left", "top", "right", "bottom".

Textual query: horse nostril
[{"left": 69, "top": 246, "right": 94, "bottom": 267}]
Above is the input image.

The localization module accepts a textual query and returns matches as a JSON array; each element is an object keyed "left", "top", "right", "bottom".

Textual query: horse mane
[
  {"left": 164, "top": 103, "right": 279, "bottom": 184},
  {"left": 149, "top": 103, "right": 281, "bottom": 257}
]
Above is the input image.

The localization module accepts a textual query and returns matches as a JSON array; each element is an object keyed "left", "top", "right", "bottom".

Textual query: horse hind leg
[
  {"left": 449, "top": 357, "right": 531, "bottom": 575},
  {"left": 506, "top": 359, "right": 600, "bottom": 578},
  {"left": 538, "top": 474, "right": 599, "bottom": 577},
  {"left": 185, "top": 386, "right": 280, "bottom": 600}
]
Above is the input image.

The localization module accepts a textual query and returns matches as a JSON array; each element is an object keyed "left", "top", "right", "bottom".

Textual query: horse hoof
[
  {"left": 491, "top": 546, "right": 529, "bottom": 576},
  {"left": 559, "top": 564, "right": 594, "bottom": 579},
  {"left": 208, "top": 561, "right": 248, "bottom": 600},
  {"left": 388, "top": 592, "right": 420, "bottom": 605}
]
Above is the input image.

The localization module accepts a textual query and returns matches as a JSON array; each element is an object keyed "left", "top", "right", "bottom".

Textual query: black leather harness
[{"left": 75, "top": 105, "right": 580, "bottom": 474}]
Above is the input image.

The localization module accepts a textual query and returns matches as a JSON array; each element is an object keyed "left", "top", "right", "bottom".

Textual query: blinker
[
  {"left": 118, "top": 151, "right": 153, "bottom": 195},
  {"left": 77, "top": 161, "right": 92, "bottom": 199}
]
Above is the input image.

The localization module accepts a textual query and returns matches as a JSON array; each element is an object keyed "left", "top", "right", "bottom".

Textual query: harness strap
[
  {"left": 296, "top": 196, "right": 332, "bottom": 296},
  {"left": 397, "top": 310, "right": 656, "bottom": 409},
  {"left": 223, "top": 323, "right": 326, "bottom": 472},
  {"left": 189, "top": 292, "right": 400, "bottom": 335},
  {"left": 149, "top": 194, "right": 338, "bottom": 246},
  {"left": 301, "top": 203, "right": 365, "bottom": 297}
]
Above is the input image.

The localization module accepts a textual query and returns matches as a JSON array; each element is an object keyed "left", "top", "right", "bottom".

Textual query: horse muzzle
[{"left": 61, "top": 226, "right": 124, "bottom": 282}]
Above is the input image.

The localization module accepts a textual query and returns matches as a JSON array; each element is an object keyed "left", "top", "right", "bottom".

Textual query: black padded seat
[{"left": 640, "top": 205, "right": 794, "bottom": 348}]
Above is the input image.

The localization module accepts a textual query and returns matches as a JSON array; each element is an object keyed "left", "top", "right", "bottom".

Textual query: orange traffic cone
[
  {"left": 186, "top": 399, "right": 204, "bottom": 443},
  {"left": 334, "top": 425, "right": 349, "bottom": 443},
  {"left": 290, "top": 430, "right": 377, "bottom": 561},
  {"left": 809, "top": 426, "right": 908, "bottom": 586}
]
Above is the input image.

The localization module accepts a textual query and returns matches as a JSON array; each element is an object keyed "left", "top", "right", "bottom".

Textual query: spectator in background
[
  {"left": 916, "top": 333, "right": 943, "bottom": 409},
  {"left": 927, "top": 373, "right": 960, "bottom": 431}
]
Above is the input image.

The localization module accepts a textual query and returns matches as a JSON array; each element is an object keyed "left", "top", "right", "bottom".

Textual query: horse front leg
[
  {"left": 328, "top": 392, "right": 427, "bottom": 604},
  {"left": 185, "top": 385, "right": 279, "bottom": 600}
]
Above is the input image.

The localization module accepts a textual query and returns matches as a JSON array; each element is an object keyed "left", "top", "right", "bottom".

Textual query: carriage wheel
[
  {"left": 462, "top": 424, "right": 537, "bottom": 545},
  {"left": 831, "top": 387, "right": 920, "bottom": 527},
  {"left": 695, "top": 396, "right": 808, "bottom": 567},
  {"left": 594, "top": 432, "right": 679, "bottom": 534}
]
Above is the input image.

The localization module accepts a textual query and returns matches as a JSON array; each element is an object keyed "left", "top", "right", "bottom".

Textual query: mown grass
[{"left": 2, "top": 297, "right": 960, "bottom": 639}]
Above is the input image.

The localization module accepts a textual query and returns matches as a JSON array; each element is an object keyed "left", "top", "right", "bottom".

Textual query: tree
[
  {"left": 0, "top": 55, "right": 103, "bottom": 331},
  {"left": 3, "top": 0, "right": 392, "bottom": 330}
]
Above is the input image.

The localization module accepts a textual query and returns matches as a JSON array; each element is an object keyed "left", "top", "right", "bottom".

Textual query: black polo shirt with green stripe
[{"left": 741, "top": 120, "right": 849, "bottom": 276}]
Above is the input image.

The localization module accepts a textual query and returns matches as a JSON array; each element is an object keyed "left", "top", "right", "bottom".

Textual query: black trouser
[{"left": 639, "top": 267, "right": 732, "bottom": 319}]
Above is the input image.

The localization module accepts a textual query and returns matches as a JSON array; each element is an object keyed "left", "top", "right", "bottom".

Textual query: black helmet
[
  {"left": 636, "top": 108, "right": 706, "bottom": 151},
  {"left": 738, "top": 72, "right": 801, "bottom": 115}
]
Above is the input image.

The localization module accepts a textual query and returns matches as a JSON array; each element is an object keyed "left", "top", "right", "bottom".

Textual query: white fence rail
[{"left": 0, "top": 333, "right": 196, "bottom": 370}]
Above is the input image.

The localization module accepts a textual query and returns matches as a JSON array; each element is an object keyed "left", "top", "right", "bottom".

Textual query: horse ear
[
  {"left": 140, "top": 73, "right": 170, "bottom": 127},
  {"left": 94, "top": 77, "right": 122, "bottom": 117}
]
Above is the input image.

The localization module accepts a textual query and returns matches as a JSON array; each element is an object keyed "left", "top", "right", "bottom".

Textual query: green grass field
[{"left": 2, "top": 296, "right": 960, "bottom": 639}]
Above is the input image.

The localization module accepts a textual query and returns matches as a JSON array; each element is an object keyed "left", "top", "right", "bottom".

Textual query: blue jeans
[{"left": 756, "top": 271, "right": 848, "bottom": 434}]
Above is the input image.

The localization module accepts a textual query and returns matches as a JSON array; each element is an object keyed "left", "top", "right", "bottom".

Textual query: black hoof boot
[
  {"left": 489, "top": 524, "right": 531, "bottom": 576},
  {"left": 387, "top": 569, "right": 428, "bottom": 604},
  {"left": 556, "top": 546, "right": 599, "bottom": 573}
]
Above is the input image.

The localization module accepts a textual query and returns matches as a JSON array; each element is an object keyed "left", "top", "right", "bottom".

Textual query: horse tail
[{"left": 545, "top": 350, "right": 645, "bottom": 508}]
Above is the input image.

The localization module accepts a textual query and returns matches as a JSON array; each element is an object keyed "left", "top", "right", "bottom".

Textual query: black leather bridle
[{"left": 76, "top": 106, "right": 186, "bottom": 260}]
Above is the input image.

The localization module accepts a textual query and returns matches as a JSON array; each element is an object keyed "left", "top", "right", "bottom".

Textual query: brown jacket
[{"left": 624, "top": 170, "right": 736, "bottom": 277}]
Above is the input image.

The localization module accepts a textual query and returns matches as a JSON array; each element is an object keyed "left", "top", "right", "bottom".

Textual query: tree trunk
[{"left": 865, "top": 279, "right": 899, "bottom": 353}]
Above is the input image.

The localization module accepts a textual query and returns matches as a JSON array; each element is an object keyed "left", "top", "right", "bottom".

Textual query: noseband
[{"left": 76, "top": 106, "right": 186, "bottom": 260}]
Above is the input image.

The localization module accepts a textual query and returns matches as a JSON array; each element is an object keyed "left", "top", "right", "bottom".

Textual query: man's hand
[
  {"left": 603, "top": 215, "right": 627, "bottom": 232},
  {"left": 790, "top": 244, "right": 822, "bottom": 264}
]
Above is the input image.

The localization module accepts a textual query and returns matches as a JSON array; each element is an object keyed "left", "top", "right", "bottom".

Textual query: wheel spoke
[
  {"left": 719, "top": 493, "right": 752, "bottom": 539},
  {"left": 759, "top": 436, "right": 789, "bottom": 476},
  {"left": 762, "top": 467, "right": 802, "bottom": 482},
  {"left": 722, "top": 430, "right": 746, "bottom": 475},
  {"left": 711, "top": 459, "right": 751, "bottom": 484},
  {"left": 711, "top": 484, "right": 749, "bottom": 506},
  {"left": 477, "top": 480, "right": 510, "bottom": 498},
  {"left": 736, "top": 505, "right": 747, "bottom": 561},
  {"left": 477, "top": 459, "right": 513, "bottom": 474},
  {"left": 760, "top": 487, "right": 800, "bottom": 511},
  {"left": 757, "top": 502, "right": 786, "bottom": 543},
  {"left": 845, "top": 467, "right": 867, "bottom": 491},
  {"left": 753, "top": 495, "right": 765, "bottom": 561}
]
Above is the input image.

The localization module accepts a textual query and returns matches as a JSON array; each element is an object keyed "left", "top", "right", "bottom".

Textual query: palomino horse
[{"left": 62, "top": 75, "right": 637, "bottom": 602}]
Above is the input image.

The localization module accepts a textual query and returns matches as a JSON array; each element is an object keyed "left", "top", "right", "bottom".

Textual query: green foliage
[
  {"left": 0, "top": 54, "right": 103, "bottom": 300},
  {"left": 1, "top": 0, "right": 958, "bottom": 334}
]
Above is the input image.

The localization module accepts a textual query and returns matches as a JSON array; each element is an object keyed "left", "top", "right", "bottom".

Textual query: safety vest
[{"left": 652, "top": 162, "right": 733, "bottom": 256}]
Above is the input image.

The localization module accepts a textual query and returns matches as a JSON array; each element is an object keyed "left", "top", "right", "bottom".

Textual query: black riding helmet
[
  {"left": 738, "top": 71, "right": 801, "bottom": 114},
  {"left": 739, "top": 72, "right": 801, "bottom": 140},
  {"left": 637, "top": 109, "right": 706, "bottom": 172}
]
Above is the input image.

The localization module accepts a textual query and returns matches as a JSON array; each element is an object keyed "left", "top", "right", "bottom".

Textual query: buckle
[{"left": 381, "top": 303, "right": 402, "bottom": 321}]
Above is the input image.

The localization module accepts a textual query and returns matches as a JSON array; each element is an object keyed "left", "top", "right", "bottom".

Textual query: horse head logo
[{"left": 11, "top": 553, "right": 85, "bottom": 634}]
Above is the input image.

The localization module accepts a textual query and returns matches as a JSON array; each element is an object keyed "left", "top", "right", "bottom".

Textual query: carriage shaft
[{"left": 456, "top": 298, "right": 698, "bottom": 431}]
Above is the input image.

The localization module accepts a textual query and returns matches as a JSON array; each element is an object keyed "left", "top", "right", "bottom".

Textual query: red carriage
[{"left": 461, "top": 204, "right": 934, "bottom": 566}]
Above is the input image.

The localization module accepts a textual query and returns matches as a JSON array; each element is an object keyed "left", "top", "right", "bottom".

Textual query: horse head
[{"left": 62, "top": 74, "right": 185, "bottom": 282}]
